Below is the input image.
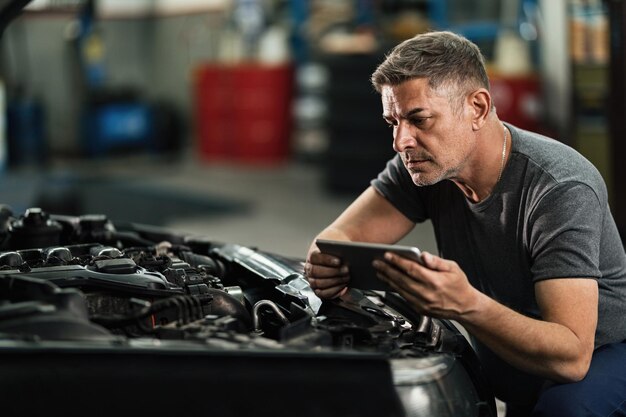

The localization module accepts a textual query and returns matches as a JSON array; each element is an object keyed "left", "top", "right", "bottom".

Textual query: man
[{"left": 305, "top": 31, "right": 626, "bottom": 416}]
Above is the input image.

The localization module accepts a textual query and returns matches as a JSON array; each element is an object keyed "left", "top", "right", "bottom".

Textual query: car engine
[{"left": 0, "top": 206, "right": 496, "bottom": 417}]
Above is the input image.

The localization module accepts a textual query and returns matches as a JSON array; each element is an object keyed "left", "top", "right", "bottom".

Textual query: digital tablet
[{"left": 315, "top": 239, "right": 424, "bottom": 291}]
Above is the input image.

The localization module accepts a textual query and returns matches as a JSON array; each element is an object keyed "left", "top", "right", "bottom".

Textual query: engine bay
[
  {"left": 0, "top": 206, "right": 444, "bottom": 353},
  {"left": 0, "top": 206, "right": 496, "bottom": 417}
]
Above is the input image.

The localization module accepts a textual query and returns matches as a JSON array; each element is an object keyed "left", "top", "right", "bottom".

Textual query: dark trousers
[{"left": 508, "top": 342, "right": 626, "bottom": 417}]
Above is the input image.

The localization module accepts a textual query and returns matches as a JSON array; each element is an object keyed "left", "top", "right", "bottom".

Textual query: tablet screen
[{"left": 315, "top": 239, "right": 423, "bottom": 291}]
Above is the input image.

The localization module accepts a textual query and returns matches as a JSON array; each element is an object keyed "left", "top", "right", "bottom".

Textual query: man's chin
[
  {"left": 410, "top": 172, "right": 442, "bottom": 187},
  {"left": 410, "top": 174, "right": 432, "bottom": 187}
]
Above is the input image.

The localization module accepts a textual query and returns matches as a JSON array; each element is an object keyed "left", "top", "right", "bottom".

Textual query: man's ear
[{"left": 467, "top": 88, "right": 491, "bottom": 130}]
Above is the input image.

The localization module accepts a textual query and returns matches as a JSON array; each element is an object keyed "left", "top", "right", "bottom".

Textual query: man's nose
[{"left": 392, "top": 122, "right": 416, "bottom": 153}]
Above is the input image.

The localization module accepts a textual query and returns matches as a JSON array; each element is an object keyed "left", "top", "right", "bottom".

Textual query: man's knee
[
  {"left": 531, "top": 376, "right": 625, "bottom": 417},
  {"left": 533, "top": 342, "right": 626, "bottom": 416},
  {"left": 531, "top": 383, "right": 592, "bottom": 417}
]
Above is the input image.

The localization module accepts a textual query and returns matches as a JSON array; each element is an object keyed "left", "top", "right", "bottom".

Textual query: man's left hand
[{"left": 373, "top": 251, "right": 480, "bottom": 320}]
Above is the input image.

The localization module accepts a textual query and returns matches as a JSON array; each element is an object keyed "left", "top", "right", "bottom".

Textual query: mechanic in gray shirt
[{"left": 304, "top": 31, "right": 626, "bottom": 416}]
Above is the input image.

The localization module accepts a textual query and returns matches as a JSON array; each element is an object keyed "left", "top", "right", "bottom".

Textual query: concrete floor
[{"left": 57, "top": 151, "right": 440, "bottom": 259}]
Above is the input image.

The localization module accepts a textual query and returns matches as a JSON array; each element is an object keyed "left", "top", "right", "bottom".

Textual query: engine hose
[
  {"left": 171, "top": 297, "right": 185, "bottom": 325},
  {"left": 252, "top": 300, "right": 289, "bottom": 332}
]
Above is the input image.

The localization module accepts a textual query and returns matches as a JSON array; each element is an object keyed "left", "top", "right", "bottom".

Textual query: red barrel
[{"left": 194, "top": 63, "right": 294, "bottom": 164}]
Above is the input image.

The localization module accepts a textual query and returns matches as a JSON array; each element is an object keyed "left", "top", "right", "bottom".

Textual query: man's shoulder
[{"left": 509, "top": 124, "right": 605, "bottom": 191}]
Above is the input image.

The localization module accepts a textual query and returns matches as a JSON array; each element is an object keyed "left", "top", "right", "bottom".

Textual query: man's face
[{"left": 381, "top": 78, "right": 476, "bottom": 186}]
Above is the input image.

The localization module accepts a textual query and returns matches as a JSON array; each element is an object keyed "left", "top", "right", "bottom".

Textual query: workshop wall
[
  {"left": 0, "top": 7, "right": 218, "bottom": 157},
  {"left": 1, "top": 17, "right": 81, "bottom": 157},
  {"left": 0, "top": 0, "right": 613, "bottom": 186}
]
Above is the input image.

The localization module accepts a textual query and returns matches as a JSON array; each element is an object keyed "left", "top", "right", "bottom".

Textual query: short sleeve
[
  {"left": 370, "top": 154, "right": 429, "bottom": 223},
  {"left": 527, "top": 181, "right": 603, "bottom": 282}
]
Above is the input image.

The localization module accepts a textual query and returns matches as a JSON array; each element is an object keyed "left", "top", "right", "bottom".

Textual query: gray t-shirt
[{"left": 372, "top": 123, "right": 626, "bottom": 403}]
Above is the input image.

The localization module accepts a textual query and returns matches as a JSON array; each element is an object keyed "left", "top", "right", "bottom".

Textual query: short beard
[{"left": 406, "top": 163, "right": 456, "bottom": 187}]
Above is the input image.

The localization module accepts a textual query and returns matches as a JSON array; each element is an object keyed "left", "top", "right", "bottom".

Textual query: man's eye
[{"left": 410, "top": 116, "right": 432, "bottom": 127}]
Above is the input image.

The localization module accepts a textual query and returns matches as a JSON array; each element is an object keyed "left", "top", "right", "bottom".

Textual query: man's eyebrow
[
  {"left": 404, "top": 107, "right": 427, "bottom": 118},
  {"left": 382, "top": 107, "right": 427, "bottom": 120}
]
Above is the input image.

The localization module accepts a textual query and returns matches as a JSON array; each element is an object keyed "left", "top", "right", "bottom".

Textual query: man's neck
[{"left": 451, "top": 120, "right": 509, "bottom": 203}]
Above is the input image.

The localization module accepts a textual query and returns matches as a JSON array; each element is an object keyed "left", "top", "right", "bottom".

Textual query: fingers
[
  {"left": 419, "top": 251, "right": 451, "bottom": 272},
  {"left": 373, "top": 258, "right": 430, "bottom": 293},
  {"left": 305, "top": 251, "right": 349, "bottom": 299},
  {"left": 307, "top": 273, "right": 349, "bottom": 299},
  {"left": 313, "top": 283, "right": 348, "bottom": 299},
  {"left": 307, "top": 275, "right": 349, "bottom": 290},
  {"left": 375, "top": 251, "right": 456, "bottom": 293},
  {"left": 308, "top": 251, "right": 342, "bottom": 268},
  {"left": 384, "top": 251, "right": 452, "bottom": 275},
  {"left": 304, "top": 259, "right": 348, "bottom": 279},
  {"left": 375, "top": 252, "right": 470, "bottom": 319},
  {"left": 376, "top": 271, "right": 429, "bottom": 313}
]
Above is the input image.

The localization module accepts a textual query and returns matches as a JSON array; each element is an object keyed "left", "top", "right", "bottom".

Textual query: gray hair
[{"left": 371, "top": 31, "right": 490, "bottom": 105}]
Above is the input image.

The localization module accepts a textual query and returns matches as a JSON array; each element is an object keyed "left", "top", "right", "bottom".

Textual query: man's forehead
[{"left": 380, "top": 79, "right": 438, "bottom": 114}]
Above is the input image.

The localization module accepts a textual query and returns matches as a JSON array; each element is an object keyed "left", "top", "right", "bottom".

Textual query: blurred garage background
[{"left": 0, "top": 0, "right": 623, "bottom": 262}]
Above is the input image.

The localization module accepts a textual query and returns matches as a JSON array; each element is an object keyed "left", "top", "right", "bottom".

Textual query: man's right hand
[
  {"left": 303, "top": 187, "right": 416, "bottom": 298},
  {"left": 304, "top": 249, "right": 350, "bottom": 299}
]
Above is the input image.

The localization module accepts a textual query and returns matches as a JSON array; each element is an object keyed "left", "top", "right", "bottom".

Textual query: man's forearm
[
  {"left": 308, "top": 227, "right": 355, "bottom": 256},
  {"left": 459, "top": 292, "right": 593, "bottom": 383},
  {"left": 314, "top": 187, "right": 416, "bottom": 247}
]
